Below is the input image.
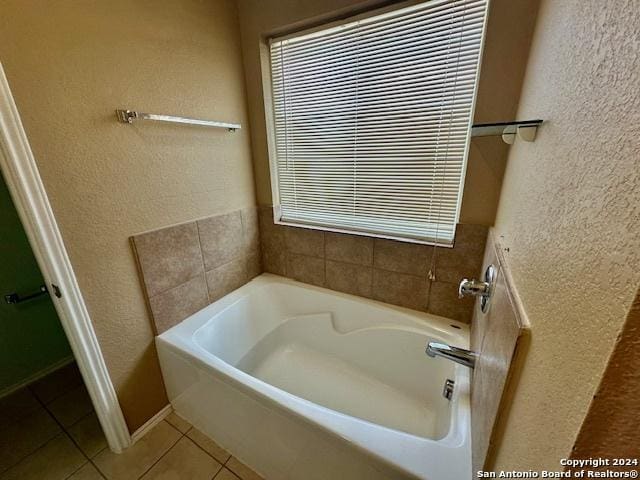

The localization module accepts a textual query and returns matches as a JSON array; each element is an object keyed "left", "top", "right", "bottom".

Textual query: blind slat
[{"left": 270, "top": 0, "right": 487, "bottom": 245}]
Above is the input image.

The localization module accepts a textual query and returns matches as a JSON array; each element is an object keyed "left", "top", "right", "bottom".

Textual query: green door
[{"left": 0, "top": 170, "right": 72, "bottom": 395}]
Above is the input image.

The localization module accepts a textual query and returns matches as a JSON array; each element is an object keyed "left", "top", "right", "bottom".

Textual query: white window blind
[{"left": 269, "top": 0, "right": 487, "bottom": 245}]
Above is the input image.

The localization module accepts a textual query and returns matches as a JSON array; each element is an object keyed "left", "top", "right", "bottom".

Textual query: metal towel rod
[{"left": 115, "top": 109, "right": 241, "bottom": 131}]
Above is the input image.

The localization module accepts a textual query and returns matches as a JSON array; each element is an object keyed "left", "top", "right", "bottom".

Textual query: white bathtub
[{"left": 156, "top": 274, "right": 471, "bottom": 480}]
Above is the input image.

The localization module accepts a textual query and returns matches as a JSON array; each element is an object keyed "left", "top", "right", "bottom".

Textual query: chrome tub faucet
[{"left": 426, "top": 342, "right": 478, "bottom": 369}]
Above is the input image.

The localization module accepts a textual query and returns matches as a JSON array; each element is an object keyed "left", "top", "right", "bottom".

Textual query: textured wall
[
  {"left": 492, "top": 0, "right": 640, "bottom": 470},
  {"left": 237, "top": 0, "right": 539, "bottom": 226},
  {"left": 0, "top": 0, "right": 255, "bottom": 430},
  {"left": 570, "top": 288, "right": 640, "bottom": 462}
]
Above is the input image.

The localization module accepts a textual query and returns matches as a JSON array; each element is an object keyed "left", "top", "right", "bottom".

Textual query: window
[{"left": 268, "top": 0, "right": 488, "bottom": 245}]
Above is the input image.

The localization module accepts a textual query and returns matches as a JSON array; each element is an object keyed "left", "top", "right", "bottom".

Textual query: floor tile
[
  {"left": 141, "top": 437, "right": 222, "bottom": 480},
  {"left": 0, "top": 434, "right": 85, "bottom": 480},
  {"left": 165, "top": 411, "right": 191, "bottom": 434},
  {"left": 0, "top": 408, "right": 60, "bottom": 473},
  {"left": 29, "top": 362, "right": 83, "bottom": 404},
  {"left": 46, "top": 384, "right": 94, "bottom": 427},
  {"left": 227, "top": 457, "right": 264, "bottom": 480},
  {"left": 0, "top": 388, "right": 42, "bottom": 430},
  {"left": 93, "top": 421, "right": 181, "bottom": 480},
  {"left": 186, "top": 427, "right": 231, "bottom": 464},
  {"left": 214, "top": 468, "right": 241, "bottom": 480},
  {"left": 67, "top": 462, "right": 105, "bottom": 480},
  {"left": 68, "top": 413, "right": 107, "bottom": 458}
]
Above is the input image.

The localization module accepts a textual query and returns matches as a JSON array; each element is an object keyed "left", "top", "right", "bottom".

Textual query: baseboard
[
  {"left": 0, "top": 355, "right": 74, "bottom": 399},
  {"left": 131, "top": 404, "right": 172, "bottom": 444}
]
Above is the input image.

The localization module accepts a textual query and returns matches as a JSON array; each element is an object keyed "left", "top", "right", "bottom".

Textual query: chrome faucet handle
[
  {"left": 458, "top": 265, "right": 497, "bottom": 313},
  {"left": 458, "top": 278, "right": 490, "bottom": 299}
]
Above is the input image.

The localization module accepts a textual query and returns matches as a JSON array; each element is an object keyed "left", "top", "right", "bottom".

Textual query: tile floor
[{"left": 0, "top": 362, "right": 263, "bottom": 480}]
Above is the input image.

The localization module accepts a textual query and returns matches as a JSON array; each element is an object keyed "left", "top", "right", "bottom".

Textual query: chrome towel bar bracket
[
  {"left": 115, "top": 109, "right": 241, "bottom": 131},
  {"left": 471, "top": 119, "right": 542, "bottom": 144}
]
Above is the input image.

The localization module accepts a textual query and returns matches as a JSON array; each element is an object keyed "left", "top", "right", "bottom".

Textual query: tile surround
[
  {"left": 372, "top": 269, "right": 430, "bottom": 311},
  {"left": 132, "top": 222, "right": 204, "bottom": 298},
  {"left": 147, "top": 275, "right": 209, "bottom": 335},
  {"left": 132, "top": 207, "right": 262, "bottom": 334},
  {"left": 259, "top": 206, "right": 488, "bottom": 322},
  {"left": 325, "top": 260, "right": 372, "bottom": 298},
  {"left": 470, "top": 230, "right": 530, "bottom": 472},
  {"left": 325, "top": 232, "right": 373, "bottom": 265},
  {"left": 198, "top": 212, "right": 244, "bottom": 271},
  {"left": 132, "top": 205, "right": 487, "bottom": 328}
]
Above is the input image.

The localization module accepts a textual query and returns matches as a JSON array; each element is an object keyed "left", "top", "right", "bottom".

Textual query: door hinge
[{"left": 51, "top": 284, "right": 62, "bottom": 298}]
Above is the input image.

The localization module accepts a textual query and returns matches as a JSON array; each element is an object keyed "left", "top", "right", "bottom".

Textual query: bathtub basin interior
[{"left": 193, "top": 278, "right": 459, "bottom": 441}]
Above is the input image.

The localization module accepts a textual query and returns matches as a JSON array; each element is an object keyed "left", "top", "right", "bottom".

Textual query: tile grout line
[
  {"left": 31, "top": 391, "right": 97, "bottom": 480},
  {"left": 0, "top": 426, "right": 60, "bottom": 476},
  {"left": 134, "top": 421, "right": 185, "bottom": 480},
  {"left": 182, "top": 425, "right": 234, "bottom": 471},
  {"left": 194, "top": 220, "right": 211, "bottom": 303}
]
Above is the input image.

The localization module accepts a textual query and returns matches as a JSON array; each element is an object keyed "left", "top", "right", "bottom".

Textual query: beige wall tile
[
  {"left": 226, "top": 457, "right": 264, "bottom": 480},
  {"left": 436, "top": 224, "right": 489, "bottom": 284},
  {"left": 471, "top": 248, "right": 525, "bottom": 471},
  {"left": 286, "top": 253, "right": 325, "bottom": 287},
  {"left": 133, "top": 222, "right": 204, "bottom": 297},
  {"left": 206, "top": 258, "right": 247, "bottom": 302},
  {"left": 241, "top": 207, "right": 260, "bottom": 253},
  {"left": 245, "top": 250, "right": 262, "bottom": 280},
  {"left": 257, "top": 206, "right": 278, "bottom": 238},
  {"left": 427, "top": 281, "right": 475, "bottom": 323},
  {"left": 198, "top": 212, "right": 244, "bottom": 270},
  {"left": 94, "top": 421, "right": 181, "bottom": 480},
  {"left": 165, "top": 412, "right": 192, "bottom": 434},
  {"left": 261, "top": 244, "right": 286, "bottom": 275},
  {"left": 326, "top": 260, "right": 373, "bottom": 298},
  {"left": 186, "top": 428, "right": 231, "bottom": 465},
  {"left": 285, "top": 227, "right": 324, "bottom": 258},
  {"left": 0, "top": 434, "right": 85, "bottom": 480},
  {"left": 0, "top": 408, "right": 60, "bottom": 472},
  {"left": 148, "top": 275, "right": 209, "bottom": 335},
  {"left": 67, "top": 413, "right": 107, "bottom": 458},
  {"left": 372, "top": 269, "right": 429, "bottom": 311},
  {"left": 141, "top": 437, "right": 221, "bottom": 480},
  {"left": 325, "top": 232, "right": 373, "bottom": 266},
  {"left": 258, "top": 207, "right": 287, "bottom": 275},
  {"left": 373, "top": 239, "right": 429, "bottom": 276}
]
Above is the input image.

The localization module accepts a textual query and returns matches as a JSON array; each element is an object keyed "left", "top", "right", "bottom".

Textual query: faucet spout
[{"left": 426, "top": 342, "right": 477, "bottom": 369}]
